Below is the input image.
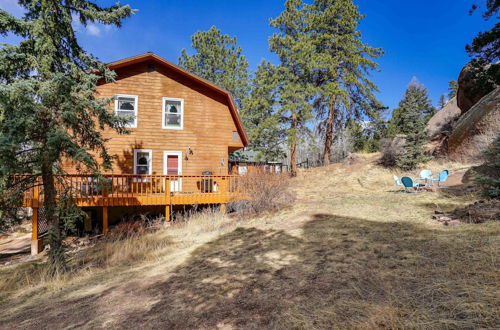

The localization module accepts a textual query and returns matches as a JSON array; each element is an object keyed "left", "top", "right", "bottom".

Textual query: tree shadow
[
  {"left": 115, "top": 141, "right": 144, "bottom": 174},
  {"left": 1, "top": 214, "right": 496, "bottom": 328},
  {"left": 112, "top": 214, "right": 495, "bottom": 328}
]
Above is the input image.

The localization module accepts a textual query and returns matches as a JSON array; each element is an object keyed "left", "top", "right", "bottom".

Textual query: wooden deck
[{"left": 23, "top": 174, "right": 243, "bottom": 254}]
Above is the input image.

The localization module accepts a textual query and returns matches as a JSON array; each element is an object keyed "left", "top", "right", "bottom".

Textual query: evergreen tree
[
  {"left": 475, "top": 132, "right": 500, "bottom": 199},
  {"left": 308, "top": 0, "right": 383, "bottom": 165},
  {"left": 388, "top": 78, "right": 433, "bottom": 170},
  {"left": 179, "top": 26, "right": 250, "bottom": 109},
  {"left": 468, "top": 1, "right": 499, "bottom": 63},
  {"left": 448, "top": 80, "right": 458, "bottom": 99},
  {"left": 438, "top": 94, "right": 447, "bottom": 109},
  {"left": 269, "top": 0, "right": 316, "bottom": 177},
  {"left": 241, "top": 61, "right": 285, "bottom": 161},
  {"left": 0, "top": 1, "right": 133, "bottom": 273}
]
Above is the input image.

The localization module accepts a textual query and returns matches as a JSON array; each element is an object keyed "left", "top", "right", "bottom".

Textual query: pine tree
[
  {"left": 241, "top": 61, "right": 285, "bottom": 161},
  {"left": 475, "top": 132, "right": 500, "bottom": 199},
  {"left": 0, "top": 1, "right": 133, "bottom": 274},
  {"left": 448, "top": 80, "right": 458, "bottom": 99},
  {"left": 438, "top": 94, "right": 447, "bottom": 109},
  {"left": 308, "top": 0, "right": 383, "bottom": 165},
  {"left": 389, "top": 78, "right": 433, "bottom": 170},
  {"left": 269, "top": 0, "right": 316, "bottom": 177},
  {"left": 467, "top": 1, "right": 499, "bottom": 63},
  {"left": 179, "top": 26, "right": 250, "bottom": 109}
]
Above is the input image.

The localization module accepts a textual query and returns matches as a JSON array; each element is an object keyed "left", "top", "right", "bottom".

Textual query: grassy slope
[{"left": 0, "top": 155, "right": 498, "bottom": 329}]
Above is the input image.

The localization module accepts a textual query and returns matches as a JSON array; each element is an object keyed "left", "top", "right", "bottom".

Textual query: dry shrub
[
  {"left": 229, "top": 170, "right": 295, "bottom": 216},
  {"left": 379, "top": 135, "right": 405, "bottom": 167}
]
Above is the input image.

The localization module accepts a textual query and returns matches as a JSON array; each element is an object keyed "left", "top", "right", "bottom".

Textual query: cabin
[{"left": 26, "top": 53, "right": 249, "bottom": 254}]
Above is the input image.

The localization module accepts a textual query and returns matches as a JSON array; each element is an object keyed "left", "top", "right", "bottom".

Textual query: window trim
[
  {"left": 162, "top": 97, "right": 184, "bottom": 130},
  {"left": 133, "top": 149, "right": 152, "bottom": 175},
  {"left": 115, "top": 94, "right": 138, "bottom": 128}
]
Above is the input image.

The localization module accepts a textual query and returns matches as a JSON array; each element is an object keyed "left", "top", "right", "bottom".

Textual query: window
[
  {"left": 162, "top": 97, "right": 184, "bottom": 130},
  {"left": 134, "top": 149, "right": 152, "bottom": 175},
  {"left": 115, "top": 95, "right": 138, "bottom": 128}
]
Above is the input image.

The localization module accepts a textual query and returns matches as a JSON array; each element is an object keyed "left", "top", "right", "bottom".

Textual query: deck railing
[{"left": 20, "top": 174, "right": 242, "bottom": 207}]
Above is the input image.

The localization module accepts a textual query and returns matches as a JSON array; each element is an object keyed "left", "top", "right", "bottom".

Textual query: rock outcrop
[
  {"left": 457, "top": 61, "right": 498, "bottom": 114},
  {"left": 448, "top": 87, "right": 500, "bottom": 159},
  {"left": 426, "top": 97, "right": 461, "bottom": 138}
]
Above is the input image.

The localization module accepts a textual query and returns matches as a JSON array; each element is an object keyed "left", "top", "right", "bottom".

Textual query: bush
[
  {"left": 475, "top": 133, "right": 500, "bottom": 198},
  {"left": 229, "top": 170, "right": 295, "bottom": 216},
  {"left": 379, "top": 135, "right": 405, "bottom": 167}
]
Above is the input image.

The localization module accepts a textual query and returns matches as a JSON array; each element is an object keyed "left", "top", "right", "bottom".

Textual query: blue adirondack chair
[
  {"left": 419, "top": 169, "right": 434, "bottom": 186},
  {"left": 432, "top": 170, "right": 449, "bottom": 188},
  {"left": 401, "top": 176, "right": 420, "bottom": 192}
]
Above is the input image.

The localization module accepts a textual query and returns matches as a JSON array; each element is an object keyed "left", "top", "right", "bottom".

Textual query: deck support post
[
  {"left": 220, "top": 203, "right": 227, "bottom": 214},
  {"left": 31, "top": 183, "right": 43, "bottom": 255},
  {"left": 31, "top": 207, "right": 43, "bottom": 255},
  {"left": 102, "top": 207, "right": 109, "bottom": 236},
  {"left": 165, "top": 204, "right": 171, "bottom": 222}
]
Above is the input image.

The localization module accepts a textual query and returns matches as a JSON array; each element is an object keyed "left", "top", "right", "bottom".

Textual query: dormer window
[
  {"left": 162, "top": 97, "right": 184, "bottom": 130},
  {"left": 115, "top": 94, "right": 138, "bottom": 128}
]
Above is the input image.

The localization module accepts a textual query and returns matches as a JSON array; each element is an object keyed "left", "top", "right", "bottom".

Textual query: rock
[
  {"left": 448, "top": 87, "right": 500, "bottom": 159},
  {"left": 434, "top": 210, "right": 445, "bottom": 215},
  {"left": 426, "top": 97, "right": 461, "bottom": 138},
  {"left": 457, "top": 61, "right": 498, "bottom": 114},
  {"left": 439, "top": 216, "right": 451, "bottom": 222}
]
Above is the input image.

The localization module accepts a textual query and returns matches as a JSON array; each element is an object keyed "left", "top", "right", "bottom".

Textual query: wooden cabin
[{"left": 27, "top": 53, "right": 249, "bottom": 254}]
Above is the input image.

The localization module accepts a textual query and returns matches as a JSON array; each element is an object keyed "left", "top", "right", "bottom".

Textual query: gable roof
[{"left": 107, "top": 53, "right": 249, "bottom": 146}]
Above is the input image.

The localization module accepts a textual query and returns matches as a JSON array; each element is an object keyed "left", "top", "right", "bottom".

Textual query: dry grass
[{"left": 0, "top": 153, "right": 498, "bottom": 329}]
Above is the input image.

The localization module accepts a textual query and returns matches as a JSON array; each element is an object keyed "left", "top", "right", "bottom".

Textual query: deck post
[
  {"left": 165, "top": 177, "right": 171, "bottom": 221},
  {"left": 102, "top": 206, "right": 109, "bottom": 236},
  {"left": 31, "top": 184, "right": 42, "bottom": 255},
  {"left": 220, "top": 203, "right": 227, "bottom": 214}
]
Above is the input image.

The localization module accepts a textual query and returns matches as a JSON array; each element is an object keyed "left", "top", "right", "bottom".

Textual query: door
[{"left": 163, "top": 151, "right": 182, "bottom": 192}]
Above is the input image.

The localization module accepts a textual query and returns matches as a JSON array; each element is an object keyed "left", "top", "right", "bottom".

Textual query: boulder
[
  {"left": 426, "top": 97, "right": 461, "bottom": 138},
  {"left": 457, "top": 61, "right": 498, "bottom": 114},
  {"left": 448, "top": 87, "right": 500, "bottom": 159}
]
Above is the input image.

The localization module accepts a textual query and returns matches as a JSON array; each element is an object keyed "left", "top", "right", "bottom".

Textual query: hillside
[{"left": 0, "top": 155, "right": 498, "bottom": 329}]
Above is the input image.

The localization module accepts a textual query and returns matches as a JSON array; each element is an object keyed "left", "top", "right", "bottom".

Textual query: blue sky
[{"left": 0, "top": 0, "right": 495, "bottom": 113}]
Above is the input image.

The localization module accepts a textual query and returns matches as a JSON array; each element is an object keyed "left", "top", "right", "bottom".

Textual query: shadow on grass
[{"left": 1, "top": 214, "right": 497, "bottom": 329}]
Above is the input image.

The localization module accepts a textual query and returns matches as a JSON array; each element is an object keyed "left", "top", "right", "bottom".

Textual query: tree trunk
[
  {"left": 323, "top": 96, "right": 336, "bottom": 166},
  {"left": 290, "top": 113, "right": 297, "bottom": 177},
  {"left": 41, "top": 156, "right": 65, "bottom": 274}
]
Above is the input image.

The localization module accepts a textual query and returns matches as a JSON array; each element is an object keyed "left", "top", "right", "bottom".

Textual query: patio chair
[
  {"left": 432, "top": 170, "right": 449, "bottom": 188},
  {"left": 419, "top": 169, "right": 434, "bottom": 186},
  {"left": 393, "top": 175, "right": 405, "bottom": 192},
  {"left": 401, "top": 176, "right": 420, "bottom": 193}
]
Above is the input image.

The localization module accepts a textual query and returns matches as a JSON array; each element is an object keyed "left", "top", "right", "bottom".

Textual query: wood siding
[{"left": 63, "top": 61, "right": 244, "bottom": 175}]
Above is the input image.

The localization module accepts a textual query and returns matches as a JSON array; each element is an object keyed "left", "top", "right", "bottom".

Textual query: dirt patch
[{"left": 450, "top": 200, "right": 500, "bottom": 223}]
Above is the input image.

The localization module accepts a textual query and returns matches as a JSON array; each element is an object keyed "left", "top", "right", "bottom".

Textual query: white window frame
[
  {"left": 162, "top": 97, "right": 184, "bottom": 130},
  {"left": 133, "top": 149, "right": 152, "bottom": 175},
  {"left": 115, "top": 94, "right": 138, "bottom": 128}
]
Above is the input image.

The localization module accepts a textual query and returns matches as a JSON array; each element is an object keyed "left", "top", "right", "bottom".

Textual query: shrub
[
  {"left": 379, "top": 135, "right": 405, "bottom": 167},
  {"left": 229, "top": 170, "right": 295, "bottom": 216},
  {"left": 475, "top": 133, "right": 500, "bottom": 198}
]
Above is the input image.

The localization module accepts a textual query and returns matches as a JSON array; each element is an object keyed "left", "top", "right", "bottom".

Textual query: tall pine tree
[
  {"left": 0, "top": 1, "right": 133, "bottom": 273},
  {"left": 179, "top": 26, "right": 250, "bottom": 109},
  {"left": 388, "top": 78, "right": 434, "bottom": 170},
  {"left": 241, "top": 61, "right": 285, "bottom": 161},
  {"left": 269, "top": 0, "right": 316, "bottom": 177},
  {"left": 308, "top": 0, "right": 383, "bottom": 165}
]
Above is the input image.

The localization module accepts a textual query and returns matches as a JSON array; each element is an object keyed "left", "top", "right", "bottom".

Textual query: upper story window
[
  {"left": 115, "top": 94, "right": 138, "bottom": 128},
  {"left": 162, "top": 97, "right": 184, "bottom": 130}
]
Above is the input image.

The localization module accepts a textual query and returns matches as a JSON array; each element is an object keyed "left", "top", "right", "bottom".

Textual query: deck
[{"left": 22, "top": 174, "right": 243, "bottom": 254}]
